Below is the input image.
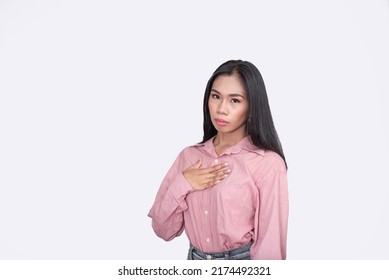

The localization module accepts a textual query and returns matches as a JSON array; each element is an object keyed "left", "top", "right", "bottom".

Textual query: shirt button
[
  {"left": 204, "top": 210, "right": 208, "bottom": 216},
  {"left": 206, "top": 238, "right": 210, "bottom": 243},
  {"left": 214, "top": 159, "right": 218, "bottom": 163}
]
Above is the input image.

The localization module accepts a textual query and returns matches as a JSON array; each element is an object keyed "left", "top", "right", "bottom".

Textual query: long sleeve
[
  {"left": 251, "top": 166, "right": 289, "bottom": 260},
  {"left": 148, "top": 150, "right": 194, "bottom": 241}
]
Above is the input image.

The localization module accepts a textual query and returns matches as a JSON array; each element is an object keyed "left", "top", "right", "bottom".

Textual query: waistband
[{"left": 188, "top": 242, "right": 253, "bottom": 260}]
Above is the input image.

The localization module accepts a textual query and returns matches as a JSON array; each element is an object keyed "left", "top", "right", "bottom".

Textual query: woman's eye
[
  {"left": 211, "top": 94, "right": 220, "bottom": 99},
  {"left": 231, "top": 98, "right": 240, "bottom": 103}
]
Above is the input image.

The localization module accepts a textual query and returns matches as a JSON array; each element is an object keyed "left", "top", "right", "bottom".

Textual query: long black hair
[{"left": 201, "top": 59, "right": 287, "bottom": 167}]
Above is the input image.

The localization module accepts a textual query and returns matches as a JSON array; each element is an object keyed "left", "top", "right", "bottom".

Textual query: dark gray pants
[{"left": 187, "top": 242, "right": 252, "bottom": 260}]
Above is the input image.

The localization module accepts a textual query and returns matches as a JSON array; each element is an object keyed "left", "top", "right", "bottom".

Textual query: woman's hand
[{"left": 183, "top": 158, "right": 231, "bottom": 191}]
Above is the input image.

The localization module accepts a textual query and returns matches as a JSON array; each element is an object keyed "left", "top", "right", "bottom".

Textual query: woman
[{"left": 148, "top": 60, "right": 288, "bottom": 260}]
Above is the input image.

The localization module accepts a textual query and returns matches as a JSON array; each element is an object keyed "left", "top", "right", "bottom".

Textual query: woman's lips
[{"left": 214, "top": 118, "right": 228, "bottom": 126}]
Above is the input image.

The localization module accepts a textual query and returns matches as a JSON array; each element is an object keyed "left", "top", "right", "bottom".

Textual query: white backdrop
[{"left": 0, "top": 0, "right": 388, "bottom": 259}]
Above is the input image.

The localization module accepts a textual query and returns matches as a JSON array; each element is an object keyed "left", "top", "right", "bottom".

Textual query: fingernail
[{"left": 224, "top": 163, "right": 229, "bottom": 166}]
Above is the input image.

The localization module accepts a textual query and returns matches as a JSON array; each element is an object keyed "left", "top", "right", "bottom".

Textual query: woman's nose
[{"left": 217, "top": 100, "right": 228, "bottom": 115}]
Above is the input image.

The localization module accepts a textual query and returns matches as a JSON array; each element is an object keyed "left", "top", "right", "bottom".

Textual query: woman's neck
[{"left": 213, "top": 132, "right": 247, "bottom": 155}]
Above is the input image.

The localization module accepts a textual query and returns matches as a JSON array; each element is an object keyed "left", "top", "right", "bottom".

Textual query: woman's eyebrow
[{"left": 211, "top": 89, "right": 245, "bottom": 99}]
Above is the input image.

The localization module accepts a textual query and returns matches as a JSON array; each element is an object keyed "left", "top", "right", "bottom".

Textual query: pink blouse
[{"left": 148, "top": 136, "right": 289, "bottom": 260}]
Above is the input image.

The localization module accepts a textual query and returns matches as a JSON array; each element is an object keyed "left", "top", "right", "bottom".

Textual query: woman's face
[{"left": 208, "top": 73, "right": 249, "bottom": 137}]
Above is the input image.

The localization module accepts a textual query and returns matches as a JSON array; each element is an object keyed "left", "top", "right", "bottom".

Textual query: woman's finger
[{"left": 198, "top": 162, "right": 229, "bottom": 175}]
